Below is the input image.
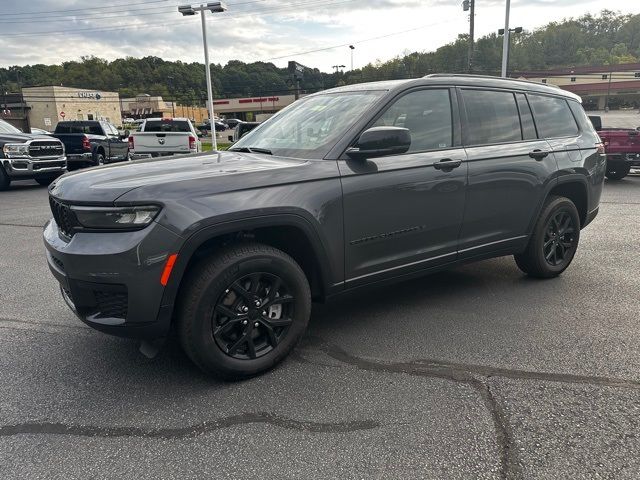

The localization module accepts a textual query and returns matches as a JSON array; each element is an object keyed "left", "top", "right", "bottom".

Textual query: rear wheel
[
  {"left": 0, "top": 166, "right": 10, "bottom": 191},
  {"left": 514, "top": 195, "right": 580, "bottom": 278},
  {"left": 605, "top": 161, "right": 631, "bottom": 180},
  {"left": 177, "top": 243, "right": 311, "bottom": 379},
  {"left": 95, "top": 152, "right": 105, "bottom": 166}
]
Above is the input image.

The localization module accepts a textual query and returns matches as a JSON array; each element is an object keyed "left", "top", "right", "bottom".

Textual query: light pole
[
  {"left": 500, "top": 0, "right": 511, "bottom": 77},
  {"left": 498, "top": 26, "right": 522, "bottom": 78},
  {"left": 178, "top": 2, "right": 227, "bottom": 150},
  {"left": 332, "top": 65, "right": 346, "bottom": 74},
  {"left": 462, "top": 0, "right": 475, "bottom": 72},
  {"left": 349, "top": 45, "right": 355, "bottom": 71}
]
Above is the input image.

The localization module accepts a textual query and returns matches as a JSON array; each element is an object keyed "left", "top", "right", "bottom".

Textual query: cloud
[{"left": 0, "top": 0, "right": 636, "bottom": 72}]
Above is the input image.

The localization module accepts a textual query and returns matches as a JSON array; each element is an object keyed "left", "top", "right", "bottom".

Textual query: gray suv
[{"left": 44, "top": 75, "right": 606, "bottom": 378}]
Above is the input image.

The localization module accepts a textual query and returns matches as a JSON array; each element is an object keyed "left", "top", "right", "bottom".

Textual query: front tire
[
  {"left": 0, "top": 166, "right": 10, "bottom": 191},
  {"left": 177, "top": 243, "right": 311, "bottom": 379},
  {"left": 514, "top": 196, "right": 580, "bottom": 278}
]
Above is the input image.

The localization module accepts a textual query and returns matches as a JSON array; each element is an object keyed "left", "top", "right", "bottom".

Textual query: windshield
[
  {"left": 232, "top": 91, "right": 384, "bottom": 159},
  {"left": 0, "top": 119, "right": 22, "bottom": 134}
]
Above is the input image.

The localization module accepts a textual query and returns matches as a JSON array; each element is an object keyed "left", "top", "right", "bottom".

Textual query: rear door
[
  {"left": 339, "top": 87, "right": 468, "bottom": 286},
  {"left": 457, "top": 88, "right": 557, "bottom": 259}
]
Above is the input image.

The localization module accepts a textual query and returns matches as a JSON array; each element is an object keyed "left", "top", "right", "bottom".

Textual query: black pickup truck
[{"left": 53, "top": 120, "right": 129, "bottom": 169}]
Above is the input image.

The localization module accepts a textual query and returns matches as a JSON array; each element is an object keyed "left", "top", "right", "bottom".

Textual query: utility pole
[
  {"left": 501, "top": 0, "right": 511, "bottom": 77},
  {"left": 463, "top": 0, "right": 475, "bottom": 72},
  {"left": 349, "top": 45, "right": 355, "bottom": 71}
]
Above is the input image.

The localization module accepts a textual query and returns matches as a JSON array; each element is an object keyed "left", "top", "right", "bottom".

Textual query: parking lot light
[{"left": 178, "top": 2, "right": 228, "bottom": 151}]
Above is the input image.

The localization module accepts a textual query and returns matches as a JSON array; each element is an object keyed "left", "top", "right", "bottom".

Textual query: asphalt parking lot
[{"left": 1, "top": 174, "right": 639, "bottom": 479}]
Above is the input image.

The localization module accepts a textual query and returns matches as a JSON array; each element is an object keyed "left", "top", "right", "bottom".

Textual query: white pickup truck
[{"left": 128, "top": 118, "right": 201, "bottom": 159}]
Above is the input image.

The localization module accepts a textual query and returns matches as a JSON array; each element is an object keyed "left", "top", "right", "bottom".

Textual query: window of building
[
  {"left": 528, "top": 94, "right": 579, "bottom": 139},
  {"left": 635, "top": 72, "right": 640, "bottom": 78},
  {"left": 461, "top": 89, "right": 522, "bottom": 145},
  {"left": 373, "top": 89, "right": 453, "bottom": 152},
  {"left": 87, "top": 114, "right": 94, "bottom": 120},
  {"left": 541, "top": 79, "right": 547, "bottom": 84},
  {"left": 570, "top": 77, "right": 576, "bottom": 82},
  {"left": 601, "top": 74, "right": 608, "bottom": 80}
]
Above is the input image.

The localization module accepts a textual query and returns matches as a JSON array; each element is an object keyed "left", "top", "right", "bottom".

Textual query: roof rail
[{"left": 424, "top": 73, "right": 562, "bottom": 89}]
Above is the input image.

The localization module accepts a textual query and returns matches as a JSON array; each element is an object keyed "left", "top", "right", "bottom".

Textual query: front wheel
[
  {"left": 0, "top": 167, "right": 10, "bottom": 191},
  {"left": 177, "top": 243, "right": 311, "bottom": 379},
  {"left": 515, "top": 195, "right": 580, "bottom": 278}
]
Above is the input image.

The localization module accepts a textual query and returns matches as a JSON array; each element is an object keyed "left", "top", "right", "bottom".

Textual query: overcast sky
[{"left": 0, "top": 0, "right": 638, "bottom": 72}]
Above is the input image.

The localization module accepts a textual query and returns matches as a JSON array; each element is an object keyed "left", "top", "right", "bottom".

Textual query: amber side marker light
[{"left": 160, "top": 254, "right": 178, "bottom": 286}]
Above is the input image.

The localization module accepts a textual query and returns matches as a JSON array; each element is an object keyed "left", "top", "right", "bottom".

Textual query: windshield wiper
[{"left": 229, "top": 146, "right": 272, "bottom": 155}]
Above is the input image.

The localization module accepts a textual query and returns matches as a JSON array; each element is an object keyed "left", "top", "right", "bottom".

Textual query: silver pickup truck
[
  {"left": 0, "top": 119, "right": 66, "bottom": 190},
  {"left": 128, "top": 118, "right": 201, "bottom": 159}
]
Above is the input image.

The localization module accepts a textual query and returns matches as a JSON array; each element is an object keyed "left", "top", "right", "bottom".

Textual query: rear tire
[
  {"left": 95, "top": 152, "right": 105, "bottom": 166},
  {"left": 177, "top": 242, "right": 311, "bottom": 379},
  {"left": 0, "top": 166, "right": 10, "bottom": 191},
  {"left": 514, "top": 195, "right": 580, "bottom": 278},
  {"left": 605, "top": 161, "right": 631, "bottom": 180}
]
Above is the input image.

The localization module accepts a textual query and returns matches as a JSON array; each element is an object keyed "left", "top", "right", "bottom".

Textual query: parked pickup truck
[
  {"left": 129, "top": 118, "right": 200, "bottom": 159},
  {"left": 589, "top": 115, "right": 640, "bottom": 180},
  {"left": 53, "top": 120, "right": 130, "bottom": 170},
  {"left": 0, "top": 118, "right": 66, "bottom": 191}
]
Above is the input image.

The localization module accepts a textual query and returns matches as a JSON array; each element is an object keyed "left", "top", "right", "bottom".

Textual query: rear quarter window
[{"left": 528, "top": 94, "right": 579, "bottom": 138}]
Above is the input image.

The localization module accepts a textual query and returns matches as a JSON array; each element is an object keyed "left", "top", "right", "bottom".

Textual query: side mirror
[{"left": 346, "top": 126, "right": 411, "bottom": 159}]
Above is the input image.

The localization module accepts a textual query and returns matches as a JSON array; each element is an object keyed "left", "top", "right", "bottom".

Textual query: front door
[{"left": 339, "top": 88, "right": 468, "bottom": 286}]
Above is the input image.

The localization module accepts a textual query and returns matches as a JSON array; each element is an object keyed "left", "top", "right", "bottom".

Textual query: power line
[
  {"left": 2, "top": 0, "right": 172, "bottom": 17},
  {"left": 1, "top": 0, "right": 360, "bottom": 37}
]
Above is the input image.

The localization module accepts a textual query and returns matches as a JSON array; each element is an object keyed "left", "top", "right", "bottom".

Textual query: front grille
[
  {"left": 94, "top": 291, "right": 128, "bottom": 319},
  {"left": 49, "top": 197, "right": 77, "bottom": 238},
  {"left": 29, "top": 140, "right": 64, "bottom": 158}
]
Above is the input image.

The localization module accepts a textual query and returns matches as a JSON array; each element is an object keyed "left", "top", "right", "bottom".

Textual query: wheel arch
[{"left": 160, "top": 214, "right": 334, "bottom": 315}]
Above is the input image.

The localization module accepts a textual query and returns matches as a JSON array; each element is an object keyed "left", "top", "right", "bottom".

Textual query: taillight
[
  {"left": 81, "top": 135, "right": 91, "bottom": 151},
  {"left": 128, "top": 136, "right": 134, "bottom": 150},
  {"left": 596, "top": 142, "right": 605, "bottom": 154},
  {"left": 189, "top": 136, "right": 196, "bottom": 150}
]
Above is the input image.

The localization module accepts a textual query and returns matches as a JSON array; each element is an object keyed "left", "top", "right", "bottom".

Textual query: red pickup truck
[{"left": 589, "top": 115, "right": 640, "bottom": 180}]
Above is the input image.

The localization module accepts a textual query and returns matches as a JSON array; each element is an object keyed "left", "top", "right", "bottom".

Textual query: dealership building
[{"left": 20, "top": 86, "right": 122, "bottom": 131}]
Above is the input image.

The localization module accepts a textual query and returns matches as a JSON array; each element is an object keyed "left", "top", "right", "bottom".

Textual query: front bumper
[
  {"left": 2, "top": 157, "right": 67, "bottom": 178},
  {"left": 43, "top": 218, "right": 183, "bottom": 339}
]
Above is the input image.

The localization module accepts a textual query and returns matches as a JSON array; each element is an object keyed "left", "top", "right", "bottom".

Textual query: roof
[{"left": 317, "top": 74, "right": 580, "bottom": 100}]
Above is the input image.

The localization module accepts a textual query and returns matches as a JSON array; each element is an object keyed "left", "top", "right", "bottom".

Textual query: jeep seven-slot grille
[
  {"left": 49, "top": 197, "right": 77, "bottom": 237},
  {"left": 29, "top": 140, "right": 64, "bottom": 158}
]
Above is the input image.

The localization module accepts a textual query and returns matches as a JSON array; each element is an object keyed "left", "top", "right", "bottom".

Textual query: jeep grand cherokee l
[{"left": 44, "top": 75, "right": 605, "bottom": 379}]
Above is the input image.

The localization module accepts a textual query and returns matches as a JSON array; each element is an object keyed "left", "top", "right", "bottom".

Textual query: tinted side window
[
  {"left": 528, "top": 94, "right": 579, "bottom": 138},
  {"left": 462, "top": 89, "right": 522, "bottom": 145},
  {"left": 515, "top": 93, "right": 537, "bottom": 140},
  {"left": 568, "top": 101, "right": 598, "bottom": 134},
  {"left": 373, "top": 89, "right": 452, "bottom": 152}
]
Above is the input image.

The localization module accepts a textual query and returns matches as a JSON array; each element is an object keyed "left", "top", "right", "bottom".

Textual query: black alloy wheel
[
  {"left": 213, "top": 272, "right": 294, "bottom": 360},
  {"left": 542, "top": 210, "right": 577, "bottom": 267}
]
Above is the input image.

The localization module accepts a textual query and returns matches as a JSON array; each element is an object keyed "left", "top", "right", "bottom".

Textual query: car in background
[
  {"left": 0, "top": 118, "right": 66, "bottom": 190},
  {"left": 589, "top": 115, "right": 640, "bottom": 180},
  {"left": 233, "top": 121, "right": 261, "bottom": 142},
  {"left": 223, "top": 118, "right": 242, "bottom": 129},
  {"left": 53, "top": 120, "right": 130, "bottom": 170},
  {"left": 129, "top": 117, "right": 201, "bottom": 159}
]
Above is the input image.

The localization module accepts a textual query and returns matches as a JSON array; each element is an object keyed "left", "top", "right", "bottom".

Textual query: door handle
[
  {"left": 529, "top": 149, "right": 551, "bottom": 160},
  {"left": 433, "top": 158, "right": 462, "bottom": 170}
]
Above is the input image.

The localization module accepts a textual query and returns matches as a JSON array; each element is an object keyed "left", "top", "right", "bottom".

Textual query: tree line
[{"left": 1, "top": 10, "right": 638, "bottom": 106}]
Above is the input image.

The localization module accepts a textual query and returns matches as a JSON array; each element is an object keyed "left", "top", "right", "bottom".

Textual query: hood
[
  {"left": 49, "top": 150, "right": 309, "bottom": 203},
  {"left": 0, "top": 133, "right": 48, "bottom": 143}
]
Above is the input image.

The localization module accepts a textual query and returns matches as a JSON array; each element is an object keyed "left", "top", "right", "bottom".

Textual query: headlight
[
  {"left": 3, "top": 143, "right": 30, "bottom": 158},
  {"left": 71, "top": 205, "right": 160, "bottom": 230}
]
